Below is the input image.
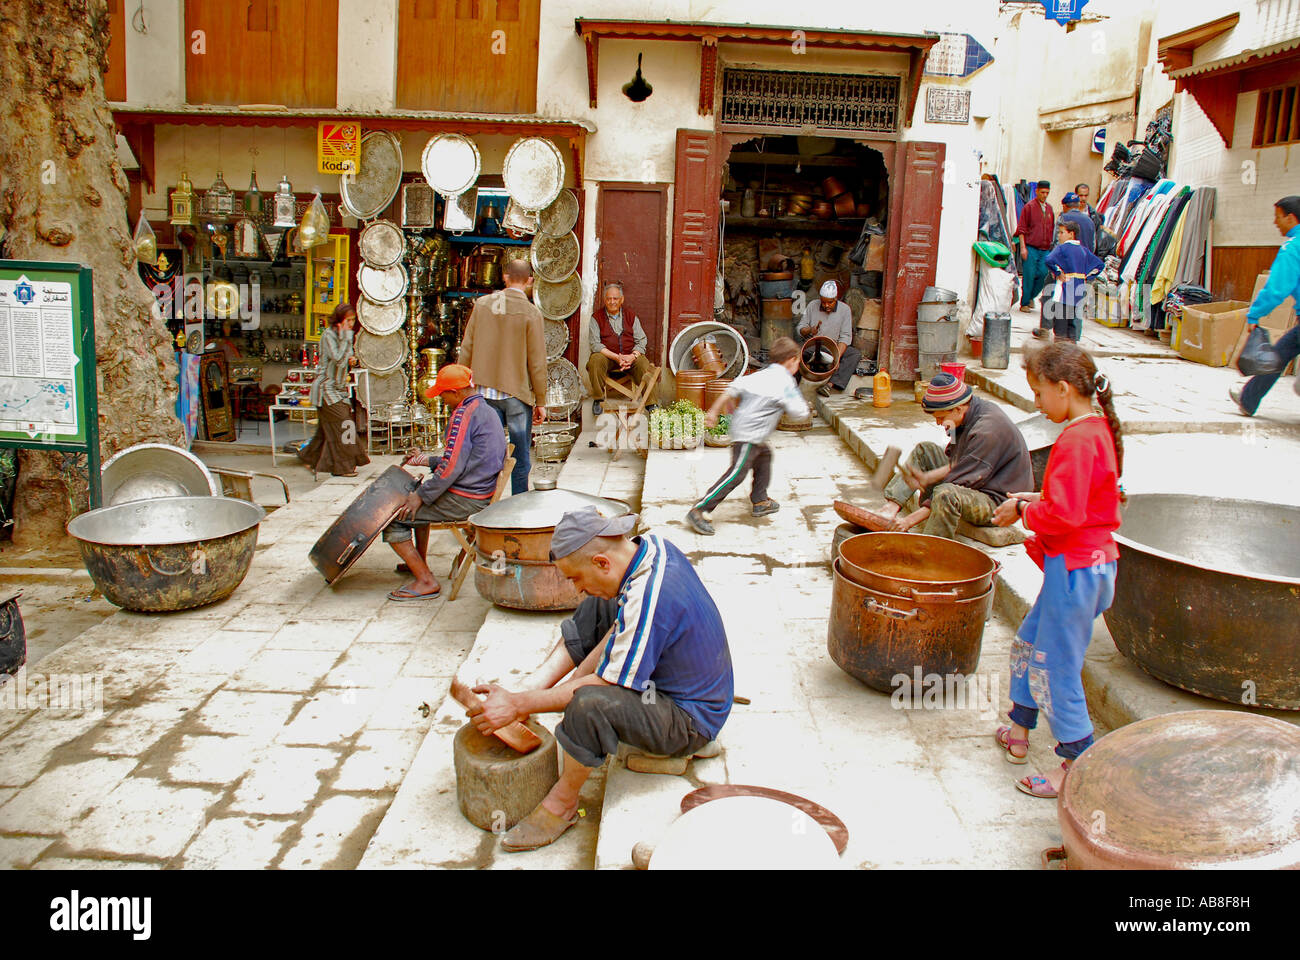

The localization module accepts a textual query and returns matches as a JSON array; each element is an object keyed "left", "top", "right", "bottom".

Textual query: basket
[{"left": 704, "top": 434, "right": 732, "bottom": 447}]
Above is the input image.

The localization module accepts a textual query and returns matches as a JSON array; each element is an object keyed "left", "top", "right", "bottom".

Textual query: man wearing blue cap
[
  {"left": 465, "top": 507, "right": 733, "bottom": 852},
  {"left": 1059, "top": 193, "right": 1096, "bottom": 253}
]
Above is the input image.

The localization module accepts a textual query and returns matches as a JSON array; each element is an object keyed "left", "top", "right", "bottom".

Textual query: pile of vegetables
[
  {"left": 648, "top": 400, "right": 706, "bottom": 449},
  {"left": 707, "top": 414, "right": 731, "bottom": 439}
]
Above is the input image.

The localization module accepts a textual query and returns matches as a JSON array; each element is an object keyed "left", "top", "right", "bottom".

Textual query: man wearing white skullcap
[{"left": 798, "top": 280, "right": 859, "bottom": 395}]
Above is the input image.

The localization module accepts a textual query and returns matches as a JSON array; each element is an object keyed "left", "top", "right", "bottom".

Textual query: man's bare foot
[{"left": 540, "top": 790, "right": 580, "bottom": 821}]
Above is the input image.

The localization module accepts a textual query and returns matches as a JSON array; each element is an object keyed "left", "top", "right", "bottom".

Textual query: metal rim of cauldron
[
  {"left": 838, "top": 532, "right": 998, "bottom": 601},
  {"left": 798, "top": 335, "right": 839, "bottom": 384},
  {"left": 67, "top": 495, "right": 265, "bottom": 546},
  {"left": 1113, "top": 494, "right": 1300, "bottom": 586},
  {"left": 100, "top": 443, "right": 222, "bottom": 506}
]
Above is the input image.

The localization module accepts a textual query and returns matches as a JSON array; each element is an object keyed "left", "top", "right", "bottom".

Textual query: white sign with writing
[{"left": 0, "top": 274, "right": 80, "bottom": 437}]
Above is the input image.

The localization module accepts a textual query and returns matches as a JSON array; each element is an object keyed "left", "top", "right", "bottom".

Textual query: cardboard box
[{"left": 1178, "top": 300, "right": 1249, "bottom": 367}]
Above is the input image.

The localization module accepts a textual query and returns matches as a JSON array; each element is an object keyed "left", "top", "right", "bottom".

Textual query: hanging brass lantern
[
  {"left": 204, "top": 169, "right": 235, "bottom": 222},
  {"left": 170, "top": 170, "right": 196, "bottom": 226},
  {"left": 272, "top": 174, "right": 297, "bottom": 229},
  {"left": 243, "top": 170, "right": 264, "bottom": 217}
]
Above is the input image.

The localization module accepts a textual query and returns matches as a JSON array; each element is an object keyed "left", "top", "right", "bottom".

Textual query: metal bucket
[
  {"left": 982, "top": 312, "right": 1012, "bottom": 370},
  {"left": 838, "top": 532, "right": 998, "bottom": 602},
  {"left": 67, "top": 496, "right": 265, "bottom": 612},
  {"left": 916, "top": 316, "right": 961, "bottom": 354},
  {"left": 799, "top": 336, "right": 840, "bottom": 384}
]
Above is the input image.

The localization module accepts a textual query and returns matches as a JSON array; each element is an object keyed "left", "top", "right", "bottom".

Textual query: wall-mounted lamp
[{"left": 623, "top": 53, "right": 653, "bottom": 103}]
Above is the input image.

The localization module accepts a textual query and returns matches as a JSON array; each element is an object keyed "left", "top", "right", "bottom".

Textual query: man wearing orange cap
[{"left": 383, "top": 364, "right": 506, "bottom": 601}]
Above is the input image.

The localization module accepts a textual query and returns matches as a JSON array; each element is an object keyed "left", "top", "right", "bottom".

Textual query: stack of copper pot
[{"left": 674, "top": 341, "right": 734, "bottom": 415}]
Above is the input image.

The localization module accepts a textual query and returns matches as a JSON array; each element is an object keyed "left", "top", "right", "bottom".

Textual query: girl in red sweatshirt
[{"left": 991, "top": 342, "right": 1123, "bottom": 798}]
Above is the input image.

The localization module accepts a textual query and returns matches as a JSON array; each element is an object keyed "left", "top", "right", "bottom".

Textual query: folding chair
[
  {"left": 602, "top": 364, "right": 661, "bottom": 461},
  {"left": 424, "top": 445, "right": 515, "bottom": 601}
]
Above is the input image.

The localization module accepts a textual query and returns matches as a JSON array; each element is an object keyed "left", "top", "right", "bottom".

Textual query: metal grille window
[{"left": 721, "top": 68, "right": 901, "bottom": 134}]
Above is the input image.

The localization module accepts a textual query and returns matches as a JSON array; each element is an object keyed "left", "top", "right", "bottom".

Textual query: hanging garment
[
  {"left": 175, "top": 351, "right": 201, "bottom": 446},
  {"left": 1171, "top": 187, "right": 1217, "bottom": 290}
]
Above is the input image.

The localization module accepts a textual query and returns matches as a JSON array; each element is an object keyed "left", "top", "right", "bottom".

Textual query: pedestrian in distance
[
  {"left": 1230, "top": 195, "right": 1300, "bottom": 417},
  {"left": 1014, "top": 180, "right": 1055, "bottom": 313},
  {"left": 991, "top": 341, "right": 1124, "bottom": 799},
  {"left": 685, "top": 337, "right": 808, "bottom": 536},
  {"left": 1037, "top": 220, "right": 1104, "bottom": 343}
]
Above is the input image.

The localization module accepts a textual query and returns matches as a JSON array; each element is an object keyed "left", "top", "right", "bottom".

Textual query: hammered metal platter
[
  {"left": 340, "top": 131, "right": 403, "bottom": 220},
  {"left": 530, "top": 231, "right": 579, "bottom": 283},
  {"left": 358, "top": 220, "right": 405, "bottom": 267},
  {"left": 545, "top": 358, "right": 581, "bottom": 413},
  {"left": 401, "top": 181, "right": 435, "bottom": 229},
  {"left": 502, "top": 199, "right": 538, "bottom": 237},
  {"left": 503, "top": 137, "right": 565, "bottom": 212},
  {"left": 538, "top": 189, "right": 579, "bottom": 237},
  {"left": 544, "top": 318, "right": 570, "bottom": 359},
  {"left": 355, "top": 330, "right": 409, "bottom": 374},
  {"left": 357, "top": 262, "right": 409, "bottom": 305},
  {"left": 356, "top": 295, "right": 406, "bottom": 336},
  {"left": 421, "top": 134, "right": 481, "bottom": 197},
  {"left": 367, "top": 369, "right": 409, "bottom": 411},
  {"left": 534, "top": 273, "right": 583, "bottom": 321}
]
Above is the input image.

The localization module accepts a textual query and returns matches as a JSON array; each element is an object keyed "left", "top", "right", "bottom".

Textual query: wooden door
[
  {"left": 596, "top": 184, "right": 668, "bottom": 363},
  {"left": 667, "top": 129, "right": 723, "bottom": 342},
  {"left": 881, "top": 141, "right": 945, "bottom": 380}
]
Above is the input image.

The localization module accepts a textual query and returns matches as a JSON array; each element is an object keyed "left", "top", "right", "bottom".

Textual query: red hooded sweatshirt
[{"left": 1022, "top": 415, "right": 1122, "bottom": 571}]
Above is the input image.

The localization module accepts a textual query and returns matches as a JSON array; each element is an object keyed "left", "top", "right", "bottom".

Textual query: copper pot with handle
[
  {"left": 838, "top": 532, "right": 998, "bottom": 601},
  {"left": 309, "top": 466, "right": 419, "bottom": 585}
]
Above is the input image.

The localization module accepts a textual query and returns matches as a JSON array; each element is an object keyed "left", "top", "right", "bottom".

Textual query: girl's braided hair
[{"left": 1023, "top": 342, "right": 1125, "bottom": 491}]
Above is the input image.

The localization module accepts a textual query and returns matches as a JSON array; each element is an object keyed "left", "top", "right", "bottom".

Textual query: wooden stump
[{"left": 454, "top": 721, "right": 559, "bottom": 832}]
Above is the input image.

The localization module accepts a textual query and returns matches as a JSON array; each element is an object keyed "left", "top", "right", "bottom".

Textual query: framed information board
[{"left": 0, "top": 259, "right": 101, "bottom": 508}]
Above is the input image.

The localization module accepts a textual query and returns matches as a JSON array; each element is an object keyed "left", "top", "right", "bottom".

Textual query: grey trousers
[
  {"left": 882, "top": 441, "right": 1000, "bottom": 540},
  {"left": 381, "top": 490, "right": 482, "bottom": 543}
]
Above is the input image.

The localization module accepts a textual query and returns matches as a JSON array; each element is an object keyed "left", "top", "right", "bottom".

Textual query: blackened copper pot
[
  {"left": 827, "top": 558, "right": 991, "bottom": 692},
  {"left": 838, "top": 532, "right": 997, "bottom": 601}
]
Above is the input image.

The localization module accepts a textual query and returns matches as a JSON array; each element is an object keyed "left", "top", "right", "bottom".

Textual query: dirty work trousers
[
  {"left": 881, "top": 441, "right": 999, "bottom": 539},
  {"left": 554, "top": 597, "right": 710, "bottom": 768},
  {"left": 694, "top": 441, "right": 773, "bottom": 513},
  {"left": 1008, "top": 554, "right": 1117, "bottom": 759},
  {"left": 586, "top": 353, "right": 653, "bottom": 401}
]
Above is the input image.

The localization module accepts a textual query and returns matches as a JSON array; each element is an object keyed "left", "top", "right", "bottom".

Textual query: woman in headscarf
[{"left": 299, "top": 302, "right": 370, "bottom": 477}]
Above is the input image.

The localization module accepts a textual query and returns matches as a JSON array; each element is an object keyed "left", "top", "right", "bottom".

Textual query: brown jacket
[{"left": 458, "top": 288, "right": 549, "bottom": 407}]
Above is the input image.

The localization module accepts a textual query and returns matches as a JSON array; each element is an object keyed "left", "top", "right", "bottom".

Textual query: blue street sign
[
  {"left": 1037, "top": 0, "right": 1090, "bottom": 25},
  {"left": 1093, "top": 128, "right": 1106, "bottom": 154}
]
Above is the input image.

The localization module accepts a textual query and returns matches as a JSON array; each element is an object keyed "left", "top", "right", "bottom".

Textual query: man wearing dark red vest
[{"left": 586, "top": 282, "right": 652, "bottom": 416}]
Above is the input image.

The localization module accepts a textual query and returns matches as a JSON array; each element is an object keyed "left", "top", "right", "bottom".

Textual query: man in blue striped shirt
[
  {"left": 468, "top": 507, "right": 733, "bottom": 852},
  {"left": 1231, "top": 196, "right": 1300, "bottom": 416}
]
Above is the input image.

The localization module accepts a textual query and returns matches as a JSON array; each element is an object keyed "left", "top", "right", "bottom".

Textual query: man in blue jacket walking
[{"left": 1231, "top": 197, "right": 1300, "bottom": 416}]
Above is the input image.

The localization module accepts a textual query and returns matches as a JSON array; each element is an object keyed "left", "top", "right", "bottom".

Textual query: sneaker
[
  {"left": 592, "top": 400, "right": 603, "bottom": 416},
  {"left": 685, "top": 508, "right": 715, "bottom": 535},
  {"left": 751, "top": 499, "right": 780, "bottom": 517},
  {"left": 1228, "top": 386, "right": 1254, "bottom": 417}
]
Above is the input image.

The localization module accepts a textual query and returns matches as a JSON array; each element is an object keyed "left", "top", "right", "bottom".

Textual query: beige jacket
[{"left": 458, "top": 288, "right": 549, "bottom": 407}]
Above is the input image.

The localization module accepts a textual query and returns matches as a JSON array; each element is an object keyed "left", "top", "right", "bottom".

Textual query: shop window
[
  {"left": 721, "top": 68, "right": 901, "bottom": 135},
  {"left": 1253, "top": 84, "right": 1300, "bottom": 147},
  {"left": 184, "top": 0, "right": 339, "bottom": 108},
  {"left": 395, "top": 0, "right": 539, "bottom": 113}
]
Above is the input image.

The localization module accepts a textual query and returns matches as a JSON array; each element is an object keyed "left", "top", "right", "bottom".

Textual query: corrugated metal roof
[{"left": 1169, "top": 36, "right": 1300, "bottom": 77}]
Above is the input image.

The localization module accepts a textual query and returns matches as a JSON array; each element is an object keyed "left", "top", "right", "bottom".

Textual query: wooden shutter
[
  {"left": 104, "top": 0, "right": 127, "bottom": 101},
  {"left": 597, "top": 184, "right": 669, "bottom": 363},
  {"left": 881, "top": 141, "right": 945, "bottom": 380},
  {"left": 667, "top": 129, "right": 723, "bottom": 342}
]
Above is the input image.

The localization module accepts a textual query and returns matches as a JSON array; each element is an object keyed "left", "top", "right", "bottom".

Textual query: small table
[{"left": 268, "top": 404, "right": 319, "bottom": 466}]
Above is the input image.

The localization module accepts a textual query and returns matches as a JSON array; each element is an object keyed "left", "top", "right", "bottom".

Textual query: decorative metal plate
[
  {"left": 401, "top": 181, "right": 435, "bottom": 229},
  {"left": 503, "top": 137, "right": 565, "bottom": 212},
  {"left": 544, "top": 318, "right": 570, "bottom": 359},
  {"left": 537, "top": 189, "right": 579, "bottom": 237},
  {"left": 534, "top": 273, "right": 583, "bottom": 321},
  {"left": 340, "top": 131, "right": 403, "bottom": 220},
  {"left": 357, "top": 262, "right": 409, "bottom": 305},
  {"left": 355, "top": 330, "right": 409, "bottom": 374},
  {"left": 358, "top": 219, "right": 405, "bottom": 267},
  {"left": 530, "top": 231, "right": 579, "bottom": 283},
  {"left": 421, "top": 134, "right": 481, "bottom": 198},
  {"left": 356, "top": 295, "right": 406, "bottom": 336},
  {"left": 366, "top": 369, "right": 409, "bottom": 411},
  {"left": 502, "top": 199, "right": 538, "bottom": 237},
  {"left": 545, "top": 357, "right": 582, "bottom": 410}
]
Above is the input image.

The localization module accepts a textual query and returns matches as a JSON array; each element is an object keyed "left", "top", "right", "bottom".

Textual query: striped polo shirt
[{"left": 597, "top": 533, "right": 734, "bottom": 739}]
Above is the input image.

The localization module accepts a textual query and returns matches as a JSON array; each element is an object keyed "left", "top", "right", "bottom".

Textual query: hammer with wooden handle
[
  {"left": 450, "top": 677, "right": 542, "bottom": 754},
  {"left": 870, "top": 446, "right": 902, "bottom": 491}
]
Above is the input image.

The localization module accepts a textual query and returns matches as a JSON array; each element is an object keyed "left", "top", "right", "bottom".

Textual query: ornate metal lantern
[
  {"left": 203, "top": 170, "right": 236, "bottom": 222},
  {"left": 242, "top": 170, "right": 264, "bottom": 217},
  {"left": 169, "top": 170, "right": 196, "bottom": 226},
  {"left": 272, "top": 174, "right": 297, "bottom": 229}
]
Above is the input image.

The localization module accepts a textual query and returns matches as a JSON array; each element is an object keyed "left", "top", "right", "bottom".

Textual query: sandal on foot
[
  {"left": 994, "top": 725, "right": 1029, "bottom": 764},
  {"left": 500, "top": 804, "right": 578, "bottom": 852},
  {"left": 387, "top": 585, "right": 441, "bottom": 601},
  {"left": 1015, "top": 762, "right": 1068, "bottom": 799}
]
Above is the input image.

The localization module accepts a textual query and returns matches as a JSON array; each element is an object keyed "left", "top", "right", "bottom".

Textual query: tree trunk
[{"left": 0, "top": 0, "right": 182, "bottom": 549}]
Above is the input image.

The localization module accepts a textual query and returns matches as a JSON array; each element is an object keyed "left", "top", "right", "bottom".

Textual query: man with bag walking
[{"left": 1230, "top": 197, "right": 1300, "bottom": 416}]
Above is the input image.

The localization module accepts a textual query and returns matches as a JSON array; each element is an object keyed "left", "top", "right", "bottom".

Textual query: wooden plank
[
  {"left": 104, "top": 0, "right": 126, "bottom": 101},
  {"left": 1210, "top": 245, "right": 1281, "bottom": 302},
  {"left": 667, "top": 129, "right": 723, "bottom": 342},
  {"left": 885, "top": 141, "right": 944, "bottom": 381},
  {"left": 596, "top": 183, "right": 668, "bottom": 364}
]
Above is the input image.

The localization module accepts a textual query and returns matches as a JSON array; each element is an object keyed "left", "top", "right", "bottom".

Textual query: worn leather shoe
[
  {"left": 685, "top": 508, "right": 715, "bottom": 535},
  {"left": 1229, "top": 386, "right": 1254, "bottom": 417}
]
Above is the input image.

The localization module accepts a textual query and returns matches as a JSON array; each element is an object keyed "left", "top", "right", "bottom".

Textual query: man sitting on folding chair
[
  {"left": 384, "top": 364, "right": 506, "bottom": 601},
  {"left": 585, "top": 282, "right": 654, "bottom": 416}
]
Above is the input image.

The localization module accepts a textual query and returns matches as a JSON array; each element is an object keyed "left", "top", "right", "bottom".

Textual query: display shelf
[
  {"left": 445, "top": 235, "right": 532, "bottom": 245},
  {"left": 725, "top": 216, "right": 866, "bottom": 234}
]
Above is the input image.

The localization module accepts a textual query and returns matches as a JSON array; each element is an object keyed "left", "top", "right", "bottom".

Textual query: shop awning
[
  {"left": 111, "top": 106, "right": 596, "bottom": 188},
  {"left": 1157, "top": 16, "right": 1300, "bottom": 147},
  {"left": 573, "top": 18, "right": 940, "bottom": 123}
]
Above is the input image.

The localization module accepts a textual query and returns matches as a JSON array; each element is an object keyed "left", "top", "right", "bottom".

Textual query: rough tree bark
[{"left": 0, "top": 0, "right": 182, "bottom": 548}]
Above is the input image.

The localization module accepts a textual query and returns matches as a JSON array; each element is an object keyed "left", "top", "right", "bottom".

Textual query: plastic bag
[
  {"left": 297, "top": 193, "right": 331, "bottom": 249},
  {"left": 132, "top": 212, "right": 157, "bottom": 264},
  {"left": 1237, "top": 325, "right": 1283, "bottom": 376}
]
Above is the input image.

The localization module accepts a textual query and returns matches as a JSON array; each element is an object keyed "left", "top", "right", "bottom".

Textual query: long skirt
[{"left": 299, "top": 399, "right": 370, "bottom": 476}]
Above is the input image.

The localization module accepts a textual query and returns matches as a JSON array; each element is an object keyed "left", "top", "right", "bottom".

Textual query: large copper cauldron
[
  {"left": 798, "top": 335, "right": 840, "bottom": 385},
  {"left": 1049, "top": 711, "right": 1300, "bottom": 869},
  {"left": 828, "top": 558, "right": 992, "bottom": 692},
  {"left": 309, "top": 466, "right": 419, "bottom": 585},
  {"left": 838, "top": 533, "right": 997, "bottom": 601},
  {"left": 469, "top": 489, "right": 631, "bottom": 610},
  {"left": 1103, "top": 494, "right": 1300, "bottom": 710}
]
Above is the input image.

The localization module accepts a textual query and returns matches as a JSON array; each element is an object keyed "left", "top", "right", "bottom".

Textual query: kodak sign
[{"left": 318, "top": 122, "right": 361, "bottom": 175}]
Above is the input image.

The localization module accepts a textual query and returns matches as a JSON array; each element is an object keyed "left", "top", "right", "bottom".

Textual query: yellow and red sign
[{"left": 317, "top": 122, "right": 360, "bottom": 175}]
